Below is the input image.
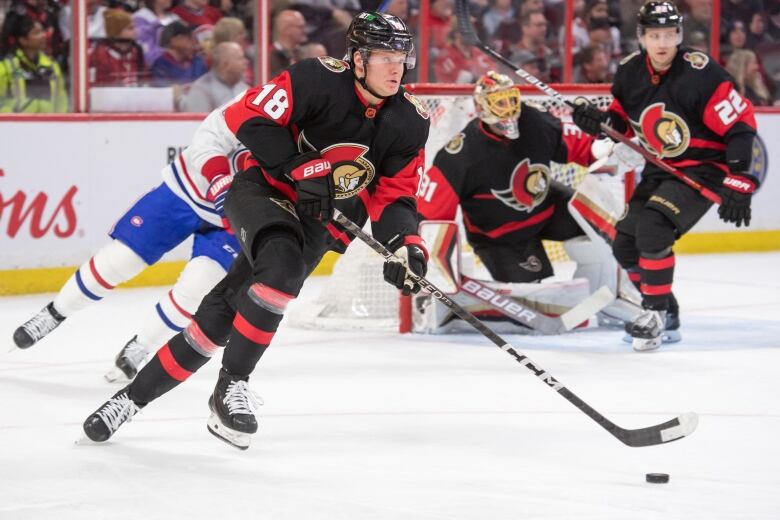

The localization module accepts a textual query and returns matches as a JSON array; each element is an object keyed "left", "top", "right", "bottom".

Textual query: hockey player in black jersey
[
  {"left": 572, "top": 1, "right": 758, "bottom": 351},
  {"left": 418, "top": 71, "right": 596, "bottom": 283},
  {"left": 82, "top": 11, "right": 430, "bottom": 449}
]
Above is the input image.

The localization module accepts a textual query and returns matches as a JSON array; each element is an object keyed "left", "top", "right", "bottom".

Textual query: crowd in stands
[{"left": 1, "top": 0, "right": 779, "bottom": 113}]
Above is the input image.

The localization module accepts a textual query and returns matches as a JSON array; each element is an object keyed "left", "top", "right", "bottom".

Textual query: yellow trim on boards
[{"left": 1, "top": 232, "right": 778, "bottom": 296}]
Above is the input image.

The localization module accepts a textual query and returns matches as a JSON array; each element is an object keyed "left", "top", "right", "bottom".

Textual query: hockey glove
[
  {"left": 206, "top": 174, "right": 233, "bottom": 232},
  {"left": 572, "top": 98, "right": 609, "bottom": 136},
  {"left": 286, "top": 151, "right": 335, "bottom": 222},
  {"left": 718, "top": 174, "right": 756, "bottom": 228},
  {"left": 383, "top": 237, "right": 429, "bottom": 296}
]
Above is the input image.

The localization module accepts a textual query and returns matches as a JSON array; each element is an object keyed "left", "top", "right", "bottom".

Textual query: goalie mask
[{"left": 474, "top": 71, "right": 522, "bottom": 139}]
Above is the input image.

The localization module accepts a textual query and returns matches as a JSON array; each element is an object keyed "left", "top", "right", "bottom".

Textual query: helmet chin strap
[{"left": 357, "top": 68, "right": 392, "bottom": 100}]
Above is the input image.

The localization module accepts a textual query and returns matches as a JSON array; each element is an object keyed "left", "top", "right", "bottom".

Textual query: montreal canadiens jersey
[
  {"left": 417, "top": 103, "right": 593, "bottom": 247},
  {"left": 223, "top": 56, "right": 430, "bottom": 249},
  {"left": 608, "top": 48, "right": 757, "bottom": 183},
  {"left": 161, "top": 105, "right": 251, "bottom": 228}
]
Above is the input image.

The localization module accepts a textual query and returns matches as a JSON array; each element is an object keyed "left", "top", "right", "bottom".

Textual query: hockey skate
[
  {"left": 207, "top": 369, "right": 263, "bottom": 450},
  {"left": 628, "top": 309, "right": 667, "bottom": 352},
  {"left": 13, "top": 302, "right": 65, "bottom": 349},
  {"left": 104, "top": 336, "right": 150, "bottom": 383},
  {"left": 83, "top": 389, "right": 140, "bottom": 442},
  {"left": 622, "top": 307, "right": 681, "bottom": 345}
]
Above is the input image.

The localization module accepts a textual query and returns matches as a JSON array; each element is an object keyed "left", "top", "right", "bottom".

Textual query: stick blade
[
  {"left": 618, "top": 412, "right": 698, "bottom": 447},
  {"left": 558, "top": 286, "right": 614, "bottom": 332},
  {"left": 454, "top": 0, "right": 480, "bottom": 45}
]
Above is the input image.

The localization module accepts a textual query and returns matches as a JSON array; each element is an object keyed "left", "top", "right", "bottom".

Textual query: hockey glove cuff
[
  {"left": 718, "top": 174, "right": 757, "bottom": 228},
  {"left": 383, "top": 236, "right": 429, "bottom": 296},
  {"left": 286, "top": 151, "right": 335, "bottom": 222},
  {"left": 207, "top": 174, "right": 233, "bottom": 232}
]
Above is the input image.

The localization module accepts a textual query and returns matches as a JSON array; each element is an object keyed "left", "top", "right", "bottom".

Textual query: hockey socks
[{"left": 638, "top": 252, "right": 675, "bottom": 310}]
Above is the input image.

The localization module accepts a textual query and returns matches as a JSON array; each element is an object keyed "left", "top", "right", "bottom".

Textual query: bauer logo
[{"left": 0, "top": 170, "right": 78, "bottom": 239}]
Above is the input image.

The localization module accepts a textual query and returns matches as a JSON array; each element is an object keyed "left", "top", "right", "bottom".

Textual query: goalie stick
[
  {"left": 453, "top": 0, "right": 722, "bottom": 205},
  {"left": 333, "top": 210, "right": 698, "bottom": 447}
]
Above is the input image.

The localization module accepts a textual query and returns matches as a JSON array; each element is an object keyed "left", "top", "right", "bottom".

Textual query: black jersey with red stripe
[
  {"left": 417, "top": 103, "right": 593, "bottom": 248},
  {"left": 223, "top": 56, "right": 430, "bottom": 249},
  {"left": 608, "top": 48, "right": 757, "bottom": 184}
]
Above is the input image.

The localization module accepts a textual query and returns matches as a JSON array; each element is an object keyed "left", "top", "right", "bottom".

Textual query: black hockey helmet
[
  {"left": 345, "top": 11, "right": 416, "bottom": 69},
  {"left": 637, "top": 1, "right": 683, "bottom": 30}
]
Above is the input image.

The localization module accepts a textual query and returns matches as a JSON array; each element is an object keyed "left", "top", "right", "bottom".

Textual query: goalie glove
[
  {"left": 285, "top": 151, "right": 335, "bottom": 222},
  {"left": 206, "top": 174, "right": 233, "bottom": 232},
  {"left": 719, "top": 174, "right": 757, "bottom": 228},
  {"left": 383, "top": 235, "right": 429, "bottom": 296}
]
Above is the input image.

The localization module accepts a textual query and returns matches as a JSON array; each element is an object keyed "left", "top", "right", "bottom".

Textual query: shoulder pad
[
  {"left": 619, "top": 51, "right": 641, "bottom": 66},
  {"left": 444, "top": 132, "right": 466, "bottom": 154},
  {"left": 403, "top": 91, "right": 430, "bottom": 120},
  {"left": 682, "top": 51, "right": 710, "bottom": 70},
  {"left": 317, "top": 56, "right": 350, "bottom": 73}
]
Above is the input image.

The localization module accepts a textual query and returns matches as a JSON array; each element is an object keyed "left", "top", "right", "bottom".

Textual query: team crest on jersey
[
  {"left": 445, "top": 132, "right": 465, "bottom": 154},
  {"left": 683, "top": 51, "right": 709, "bottom": 70},
  {"left": 318, "top": 56, "right": 349, "bottom": 73},
  {"left": 404, "top": 91, "right": 430, "bottom": 119},
  {"left": 490, "top": 159, "right": 551, "bottom": 212},
  {"left": 630, "top": 103, "right": 690, "bottom": 158},
  {"left": 315, "top": 143, "right": 376, "bottom": 199},
  {"left": 270, "top": 197, "right": 299, "bottom": 219}
]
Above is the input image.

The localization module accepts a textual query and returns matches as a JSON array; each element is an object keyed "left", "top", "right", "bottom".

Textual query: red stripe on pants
[
  {"left": 158, "top": 343, "right": 192, "bottom": 382},
  {"left": 233, "top": 312, "right": 276, "bottom": 344}
]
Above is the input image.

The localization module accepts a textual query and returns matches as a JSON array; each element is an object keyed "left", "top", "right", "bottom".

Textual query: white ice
[{"left": 1, "top": 252, "right": 779, "bottom": 520}]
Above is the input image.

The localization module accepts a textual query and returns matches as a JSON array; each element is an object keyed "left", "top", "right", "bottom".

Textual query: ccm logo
[
  {"left": 303, "top": 160, "right": 331, "bottom": 177},
  {"left": 723, "top": 176, "right": 754, "bottom": 193},
  {"left": 461, "top": 279, "right": 538, "bottom": 322}
]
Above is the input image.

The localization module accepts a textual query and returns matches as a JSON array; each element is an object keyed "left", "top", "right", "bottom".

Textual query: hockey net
[{"left": 288, "top": 84, "right": 627, "bottom": 332}]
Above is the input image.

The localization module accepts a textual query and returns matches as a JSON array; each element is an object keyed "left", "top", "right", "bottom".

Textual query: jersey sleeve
[
  {"left": 553, "top": 120, "right": 595, "bottom": 166},
  {"left": 186, "top": 107, "right": 243, "bottom": 183},
  {"left": 223, "top": 59, "right": 325, "bottom": 177}
]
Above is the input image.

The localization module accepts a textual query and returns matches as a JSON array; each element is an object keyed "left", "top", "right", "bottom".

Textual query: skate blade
[
  {"left": 632, "top": 336, "right": 662, "bottom": 352},
  {"left": 104, "top": 366, "right": 130, "bottom": 384},
  {"left": 623, "top": 331, "right": 682, "bottom": 345},
  {"left": 207, "top": 413, "right": 251, "bottom": 450}
]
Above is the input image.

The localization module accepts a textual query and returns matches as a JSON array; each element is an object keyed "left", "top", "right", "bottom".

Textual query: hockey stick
[
  {"left": 459, "top": 275, "right": 614, "bottom": 334},
  {"left": 333, "top": 210, "right": 698, "bottom": 447},
  {"left": 453, "top": 0, "right": 722, "bottom": 205}
]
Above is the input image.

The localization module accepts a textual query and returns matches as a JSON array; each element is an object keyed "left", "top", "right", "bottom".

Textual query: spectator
[
  {"left": 573, "top": 44, "right": 609, "bottom": 83},
  {"left": 295, "top": 41, "right": 328, "bottom": 60},
  {"left": 269, "top": 9, "right": 306, "bottom": 76},
  {"left": 428, "top": 0, "right": 453, "bottom": 51},
  {"left": 59, "top": 0, "right": 106, "bottom": 43},
  {"left": 747, "top": 12, "right": 772, "bottom": 48},
  {"left": 179, "top": 41, "right": 248, "bottom": 111},
  {"left": 434, "top": 21, "right": 496, "bottom": 82},
  {"left": 687, "top": 29, "right": 709, "bottom": 52},
  {"left": 1, "top": 0, "right": 63, "bottom": 65},
  {"left": 726, "top": 48, "right": 773, "bottom": 106},
  {"left": 506, "top": 48, "right": 544, "bottom": 83},
  {"left": 89, "top": 8, "right": 145, "bottom": 86},
  {"left": 171, "top": 0, "right": 223, "bottom": 28},
  {"left": 384, "top": 0, "right": 410, "bottom": 19},
  {"left": 768, "top": 2, "right": 780, "bottom": 40},
  {"left": 682, "top": 0, "right": 712, "bottom": 51},
  {"left": 723, "top": 19, "right": 749, "bottom": 56},
  {"left": 722, "top": 0, "right": 764, "bottom": 29},
  {"left": 482, "top": 0, "right": 514, "bottom": 39},
  {"left": 150, "top": 20, "right": 207, "bottom": 86},
  {"left": 498, "top": 9, "right": 556, "bottom": 81},
  {"left": 587, "top": 16, "right": 620, "bottom": 66},
  {"left": 133, "top": 0, "right": 180, "bottom": 67},
  {"left": 0, "top": 15, "right": 67, "bottom": 112},
  {"left": 212, "top": 15, "right": 247, "bottom": 47}
]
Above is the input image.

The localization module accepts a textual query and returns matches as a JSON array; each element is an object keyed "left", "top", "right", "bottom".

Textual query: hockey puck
[{"left": 645, "top": 473, "right": 670, "bottom": 484}]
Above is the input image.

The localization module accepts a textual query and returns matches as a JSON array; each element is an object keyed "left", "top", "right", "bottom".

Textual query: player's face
[
  {"left": 642, "top": 27, "right": 679, "bottom": 70},
  {"left": 362, "top": 50, "right": 406, "bottom": 98}
]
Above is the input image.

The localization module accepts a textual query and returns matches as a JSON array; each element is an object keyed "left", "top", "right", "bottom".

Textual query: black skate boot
[
  {"left": 629, "top": 308, "right": 667, "bottom": 352},
  {"left": 104, "top": 336, "right": 150, "bottom": 383},
  {"left": 207, "top": 368, "right": 263, "bottom": 450},
  {"left": 13, "top": 302, "right": 66, "bottom": 349},
  {"left": 663, "top": 294, "right": 681, "bottom": 343},
  {"left": 83, "top": 389, "right": 141, "bottom": 442}
]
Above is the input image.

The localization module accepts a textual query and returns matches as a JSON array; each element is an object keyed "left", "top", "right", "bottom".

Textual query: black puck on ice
[{"left": 645, "top": 473, "right": 670, "bottom": 484}]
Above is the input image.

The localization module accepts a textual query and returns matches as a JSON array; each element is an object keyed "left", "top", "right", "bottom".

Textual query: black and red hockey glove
[
  {"left": 383, "top": 235, "right": 429, "bottom": 296},
  {"left": 285, "top": 151, "right": 335, "bottom": 222},
  {"left": 718, "top": 174, "right": 757, "bottom": 228},
  {"left": 206, "top": 174, "right": 233, "bottom": 233},
  {"left": 572, "top": 98, "right": 609, "bottom": 136}
]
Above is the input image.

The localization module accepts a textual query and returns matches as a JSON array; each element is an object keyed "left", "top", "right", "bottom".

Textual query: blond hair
[{"left": 726, "top": 49, "right": 771, "bottom": 105}]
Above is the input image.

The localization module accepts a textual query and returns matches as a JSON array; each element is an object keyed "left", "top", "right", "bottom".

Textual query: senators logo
[
  {"left": 683, "top": 51, "right": 709, "bottom": 70},
  {"left": 317, "top": 56, "right": 349, "bottom": 73},
  {"left": 490, "top": 159, "right": 550, "bottom": 212},
  {"left": 630, "top": 103, "right": 690, "bottom": 158},
  {"left": 320, "top": 143, "right": 375, "bottom": 199},
  {"left": 445, "top": 132, "right": 465, "bottom": 154},
  {"left": 404, "top": 91, "right": 430, "bottom": 119}
]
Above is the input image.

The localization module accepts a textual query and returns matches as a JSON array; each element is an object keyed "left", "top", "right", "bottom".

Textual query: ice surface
[{"left": 1, "top": 252, "right": 779, "bottom": 519}]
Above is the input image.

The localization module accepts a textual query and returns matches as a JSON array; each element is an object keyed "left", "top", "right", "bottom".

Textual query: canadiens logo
[
  {"left": 445, "top": 133, "right": 465, "bottom": 154},
  {"left": 317, "top": 56, "right": 349, "bottom": 73},
  {"left": 630, "top": 103, "right": 690, "bottom": 158},
  {"left": 683, "top": 51, "right": 709, "bottom": 70},
  {"left": 490, "top": 159, "right": 551, "bottom": 212},
  {"left": 404, "top": 91, "right": 430, "bottom": 119}
]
